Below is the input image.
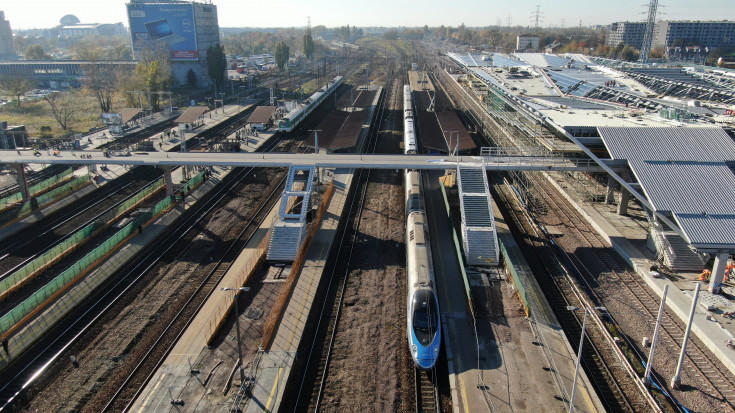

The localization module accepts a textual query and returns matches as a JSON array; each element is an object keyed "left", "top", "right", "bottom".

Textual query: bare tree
[
  {"left": 0, "top": 73, "right": 35, "bottom": 107},
  {"left": 83, "top": 63, "right": 120, "bottom": 113},
  {"left": 43, "top": 91, "right": 79, "bottom": 131}
]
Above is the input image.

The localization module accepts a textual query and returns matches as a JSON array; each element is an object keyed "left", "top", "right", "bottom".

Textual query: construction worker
[
  {"left": 725, "top": 262, "right": 734, "bottom": 283},
  {"left": 698, "top": 269, "right": 711, "bottom": 281}
]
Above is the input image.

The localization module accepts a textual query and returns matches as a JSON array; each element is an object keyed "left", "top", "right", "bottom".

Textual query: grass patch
[{"left": 1, "top": 93, "right": 130, "bottom": 138}]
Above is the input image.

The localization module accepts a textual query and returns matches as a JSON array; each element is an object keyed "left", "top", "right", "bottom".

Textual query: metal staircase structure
[
  {"left": 266, "top": 166, "right": 315, "bottom": 261},
  {"left": 457, "top": 164, "right": 500, "bottom": 266},
  {"left": 647, "top": 211, "right": 707, "bottom": 272}
]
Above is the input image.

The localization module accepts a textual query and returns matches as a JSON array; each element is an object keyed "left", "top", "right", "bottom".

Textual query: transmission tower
[
  {"left": 530, "top": 5, "right": 544, "bottom": 32},
  {"left": 640, "top": 0, "right": 658, "bottom": 63}
]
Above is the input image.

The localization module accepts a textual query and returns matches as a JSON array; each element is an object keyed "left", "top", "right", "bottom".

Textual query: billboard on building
[{"left": 128, "top": 2, "right": 198, "bottom": 60}]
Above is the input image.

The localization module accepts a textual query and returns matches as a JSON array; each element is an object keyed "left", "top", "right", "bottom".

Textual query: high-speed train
[
  {"left": 403, "top": 85, "right": 417, "bottom": 154},
  {"left": 404, "top": 85, "right": 441, "bottom": 370}
]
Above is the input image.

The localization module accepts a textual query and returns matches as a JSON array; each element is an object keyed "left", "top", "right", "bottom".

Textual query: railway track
[
  {"left": 103, "top": 163, "right": 287, "bottom": 412},
  {"left": 490, "top": 174, "right": 648, "bottom": 412},
  {"left": 534, "top": 175, "right": 735, "bottom": 412},
  {"left": 291, "top": 71, "right": 394, "bottom": 412},
  {"left": 415, "top": 368, "right": 439, "bottom": 413},
  {"left": 0, "top": 135, "right": 289, "bottom": 410},
  {"left": 0, "top": 167, "right": 162, "bottom": 280},
  {"left": 428, "top": 61, "right": 666, "bottom": 411}
]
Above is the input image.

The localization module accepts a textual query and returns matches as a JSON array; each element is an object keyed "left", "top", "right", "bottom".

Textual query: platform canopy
[
  {"left": 175, "top": 107, "right": 208, "bottom": 124},
  {"left": 598, "top": 126, "right": 735, "bottom": 250},
  {"left": 120, "top": 108, "right": 143, "bottom": 124},
  {"left": 247, "top": 106, "right": 277, "bottom": 124}
]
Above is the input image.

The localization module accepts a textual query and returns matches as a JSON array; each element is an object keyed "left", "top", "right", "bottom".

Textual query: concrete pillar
[
  {"left": 14, "top": 163, "right": 30, "bottom": 202},
  {"left": 709, "top": 253, "right": 729, "bottom": 294},
  {"left": 605, "top": 174, "right": 616, "bottom": 204},
  {"left": 161, "top": 166, "right": 175, "bottom": 196},
  {"left": 617, "top": 170, "right": 631, "bottom": 215}
]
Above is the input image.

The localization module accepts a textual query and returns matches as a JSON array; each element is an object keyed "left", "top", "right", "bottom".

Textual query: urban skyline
[{"left": 3, "top": 0, "right": 734, "bottom": 31}]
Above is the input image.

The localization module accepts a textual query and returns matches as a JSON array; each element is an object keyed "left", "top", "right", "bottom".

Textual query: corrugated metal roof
[
  {"left": 597, "top": 127, "right": 735, "bottom": 249},
  {"left": 630, "top": 160, "right": 735, "bottom": 215},
  {"left": 675, "top": 213, "right": 735, "bottom": 246},
  {"left": 599, "top": 127, "right": 735, "bottom": 162}
]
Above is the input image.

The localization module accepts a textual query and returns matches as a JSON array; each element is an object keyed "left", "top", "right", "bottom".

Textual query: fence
[
  {"left": 261, "top": 179, "right": 335, "bottom": 350},
  {"left": 0, "top": 170, "right": 209, "bottom": 369},
  {"left": 0, "top": 168, "right": 74, "bottom": 212},
  {"left": 1, "top": 174, "right": 91, "bottom": 227},
  {"left": 205, "top": 234, "right": 270, "bottom": 345},
  {"left": 0, "top": 177, "right": 165, "bottom": 303},
  {"left": 0, "top": 190, "right": 173, "bottom": 341}
]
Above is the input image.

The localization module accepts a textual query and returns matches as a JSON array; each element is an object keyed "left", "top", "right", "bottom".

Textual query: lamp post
[
  {"left": 443, "top": 130, "right": 458, "bottom": 156},
  {"left": 309, "top": 130, "right": 322, "bottom": 154},
  {"left": 221, "top": 287, "right": 250, "bottom": 384},
  {"left": 566, "top": 305, "right": 606, "bottom": 413}
]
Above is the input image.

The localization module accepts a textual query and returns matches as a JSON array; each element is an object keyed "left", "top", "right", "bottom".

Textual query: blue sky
[{"left": 4, "top": 0, "right": 734, "bottom": 30}]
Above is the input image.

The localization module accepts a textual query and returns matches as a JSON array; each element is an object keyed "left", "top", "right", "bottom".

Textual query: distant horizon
[{"left": 3, "top": 0, "right": 734, "bottom": 31}]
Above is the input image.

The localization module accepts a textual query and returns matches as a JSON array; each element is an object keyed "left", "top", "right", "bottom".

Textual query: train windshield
[{"left": 412, "top": 290, "right": 438, "bottom": 343}]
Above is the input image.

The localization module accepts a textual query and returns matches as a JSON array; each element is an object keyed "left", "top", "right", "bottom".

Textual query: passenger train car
[
  {"left": 404, "top": 84, "right": 441, "bottom": 370},
  {"left": 403, "top": 85, "right": 417, "bottom": 154},
  {"left": 278, "top": 76, "right": 343, "bottom": 132}
]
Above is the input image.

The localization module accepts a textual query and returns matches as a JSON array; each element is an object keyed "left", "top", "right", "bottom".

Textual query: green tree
[
  {"left": 186, "top": 68, "right": 197, "bottom": 88},
  {"left": 303, "top": 28, "right": 314, "bottom": 59},
  {"left": 339, "top": 25, "right": 351, "bottom": 42},
  {"left": 384, "top": 30, "right": 398, "bottom": 41},
  {"left": 39, "top": 125, "right": 53, "bottom": 138},
  {"left": 130, "top": 42, "right": 171, "bottom": 110},
  {"left": 108, "top": 44, "right": 133, "bottom": 60},
  {"left": 24, "top": 45, "right": 52, "bottom": 60},
  {"left": 618, "top": 45, "right": 640, "bottom": 61},
  {"left": 206, "top": 44, "right": 227, "bottom": 92},
  {"left": 137, "top": 60, "right": 166, "bottom": 110},
  {"left": 274, "top": 41, "right": 289, "bottom": 71},
  {"left": 0, "top": 74, "right": 35, "bottom": 107}
]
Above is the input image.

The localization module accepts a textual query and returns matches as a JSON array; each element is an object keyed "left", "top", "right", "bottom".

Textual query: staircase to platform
[
  {"left": 457, "top": 164, "right": 500, "bottom": 266},
  {"left": 267, "top": 166, "right": 315, "bottom": 261}
]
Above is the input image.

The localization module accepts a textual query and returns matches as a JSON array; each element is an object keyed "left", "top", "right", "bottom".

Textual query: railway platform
[
  {"left": 544, "top": 172, "right": 735, "bottom": 382},
  {"left": 423, "top": 170, "right": 603, "bottom": 413},
  {"left": 126, "top": 168, "right": 353, "bottom": 413},
  {"left": 243, "top": 169, "right": 353, "bottom": 413}
]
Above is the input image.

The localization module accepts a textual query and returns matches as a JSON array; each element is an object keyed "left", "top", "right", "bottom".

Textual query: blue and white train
[
  {"left": 404, "top": 85, "right": 441, "bottom": 370},
  {"left": 403, "top": 85, "right": 417, "bottom": 154}
]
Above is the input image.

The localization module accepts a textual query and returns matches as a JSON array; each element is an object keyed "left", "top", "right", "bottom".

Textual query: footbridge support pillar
[
  {"left": 617, "top": 170, "right": 631, "bottom": 215},
  {"left": 13, "top": 163, "right": 30, "bottom": 202},
  {"left": 709, "top": 253, "right": 730, "bottom": 294},
  {"left": 161, "top": 166, "right": 175, "bottom": 196}
]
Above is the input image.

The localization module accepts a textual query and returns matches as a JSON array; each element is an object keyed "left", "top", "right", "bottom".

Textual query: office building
[
  {"left": 607, "top": 20, "right": 735, "bottom": 52},
  {"left": 0, "top": 11, "right": 15, "bottom": 58},
  {"left": 127, "top": 0, "right": 220, "bottom": 88},
  {"left": 516, "top": 34, "right": 539, "bottom": 51},
  {"left": 654, "top": 20, "right": 735, "bottom": 50},
  {"left": 606, "top": 22, "right": 646, "bottom": 49}
]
